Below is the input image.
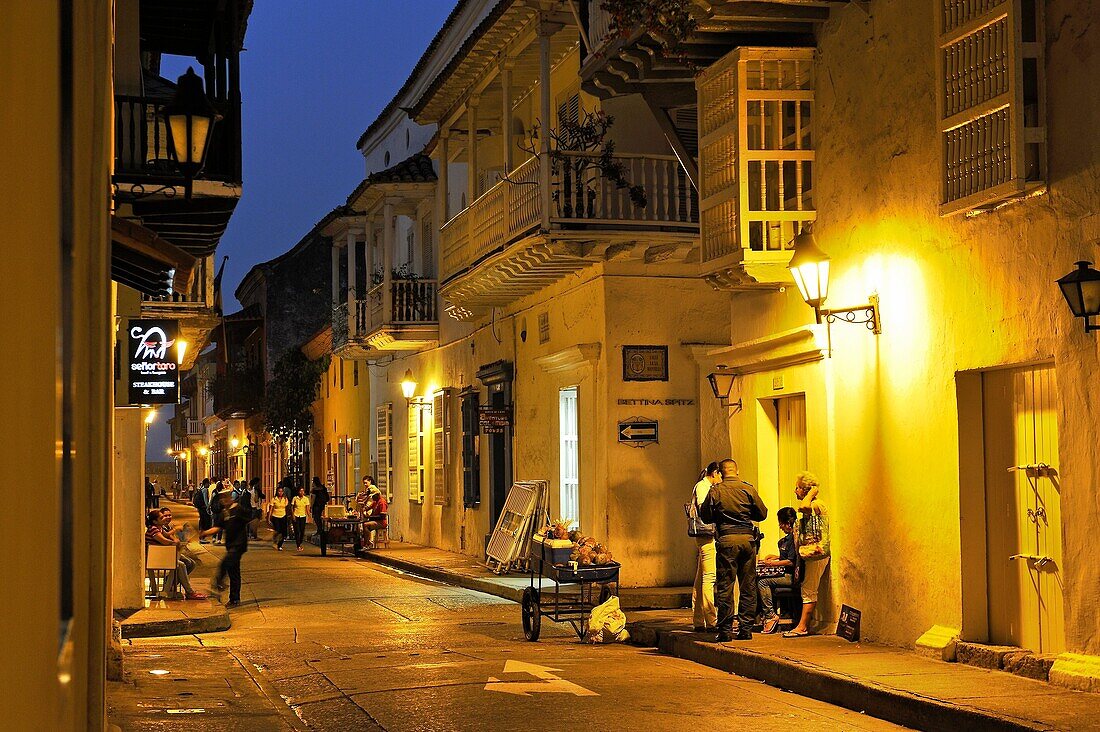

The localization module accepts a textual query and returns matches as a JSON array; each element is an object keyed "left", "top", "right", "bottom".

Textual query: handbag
[
  {"left": 797, "top": 512, "right": 830, "bottom": 560},
  {"left": 684, "top": 487, "right": 715, "bottom": 538}
]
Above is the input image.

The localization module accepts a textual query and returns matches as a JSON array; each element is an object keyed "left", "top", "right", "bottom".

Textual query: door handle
[
  {"left": 1006, "top": 463, "right": 1056, "bottom": 478},
  {"left": 1009, "top": 553, "right": 1055, "bottom": 569}
]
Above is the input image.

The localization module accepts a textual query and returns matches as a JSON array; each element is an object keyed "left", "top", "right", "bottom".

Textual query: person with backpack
[
  {"left": 687, "top": 462, "right": 722, "bottom": 632},
  {"left": 193, "top": 478, "right": 212, "bottom": 540}
]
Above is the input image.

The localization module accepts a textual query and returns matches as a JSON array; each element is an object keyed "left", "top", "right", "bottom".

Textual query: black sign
[
  {"left": 127, "top": 318, "right": 180, "bottom": 405},
  {"left": 622, "top": 345, "right": 668, "bottom": 382},
  {"left": 836, "top": 604, "right": 861, "bottom": 642},
  {"left": 618, "top": 419, "right": 658, "bottom": 444},
  {"left": 478, "top": 405, "right": 513, "bottom": 434}
]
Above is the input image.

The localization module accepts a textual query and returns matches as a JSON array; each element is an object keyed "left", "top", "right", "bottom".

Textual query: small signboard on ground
[{"left": 837, "top": 604, "right": 861, "bottom": 642}]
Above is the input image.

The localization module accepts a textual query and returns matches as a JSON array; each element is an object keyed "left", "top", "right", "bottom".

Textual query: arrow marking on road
[{"left": 484, "top": 660, "right": 598, "bottom": 697}]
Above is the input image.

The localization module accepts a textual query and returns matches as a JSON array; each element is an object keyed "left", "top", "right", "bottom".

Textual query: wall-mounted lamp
[
  {"left": 1056, "top": 260, "right": 1100, "bottom": 333},
  {"left": 197, "top": 446, "right": 209, "bottom": 457},
  {"left": 400, "top": 369, "right": 430, "bottom": 406},
  {"left": 230, "top": 437, "right": 240, "bottom": 450},
  {"left": 176, "top": 339, "right": 188, "bottom": 366},
  {"left": 706, "top": 367, "right": 743, "bottom": 411},
  {"left": 788, "top": 227, "right": 880, "bottom": 353},
  {"left": 160, "top": 68, "right": 222, "bottom": 200}
]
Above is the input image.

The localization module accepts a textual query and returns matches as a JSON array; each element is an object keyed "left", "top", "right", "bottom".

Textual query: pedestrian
[
  {"left": 760, "top": 507, "right": 799, "bottom": 634},
  {"left": 784, "top": 472, "right": 830, "bottom": 638},
  {"left": 310, "top": 477, "right": 330, "bottom": 556},
  {"left": 144, "top": 476, "right": 156, "bottom": 511},
  {"left": 209, "top": 480, "right": 227, "bottom": 544},
  {"left": 699, "top": 458, "right": 768, "bottom": 642},
  {"left": 200, "top": 490, "right": 251, "bottom": 608},
  {"left": 291, "top": 485, "right": 310, "bottom": 551},
  {"left": 360, "top": 484, "right": 388, "bottom": 550},
  {"left": 193, "top": 478, "right": 212, "bottom": 540},
  {"left": 267, "top": 484, "right": 289, "bottom": 551},
  {"left": 688, "top": 462, "right": 722, "bottom": 632},
  {"left": 247, "top": 477, "right": 264, "bottom": 539}
]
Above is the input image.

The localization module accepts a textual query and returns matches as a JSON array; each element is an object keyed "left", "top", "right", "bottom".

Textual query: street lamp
[
  {"left": 159, "top": 67, "right": 222, "bottom": 200},
  {"left": 706, "top": 367, "right": 742, "bottom": 410},
  {"left": 787, "top": 225, "right": 881, "bottom": 339},
  {"left": 230, "top": 437, "right": 240, "bottom": 450},
  {"left": 198, "top": 445, "right": 209, "bottom": 457},
  {"left": 1056, "top": 260, "right": 1100, "bottom": 333},
  {"left": 176, "top": 339, "right": 188, "bottom": 366},
  {"left": 400, "top": 369, "right": 418, "bottom": 401}
]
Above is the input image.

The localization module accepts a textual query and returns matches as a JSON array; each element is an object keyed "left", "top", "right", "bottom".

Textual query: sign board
[
  {"left": 622, "top": 345, "right": 668, "bottom": 381},
  {"left": 127, "top": 319, "right": 180, "bottom": 405},
  {"left": 836, "top": 604, "right": 861, "bottom": 642},
  {"left": 478, "top": 404, "right": 513, "bottom": 434},
  {"left": 618, "top": 419, "right": 658, "bottom": 445}
]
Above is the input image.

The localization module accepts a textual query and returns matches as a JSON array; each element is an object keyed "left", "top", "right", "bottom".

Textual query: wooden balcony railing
[
  {"left": 349, "top": 279, "right": 439, "bottom": 335},
  {"left": 440, "top": 153, "right": 697, "bottom": 281},
  {"left": 583, "top": 0, "right": 615, "bottom": 60},
  {"left": 113, "top": 94, "right": 241, "bottom": 186},
  {"left": 186, "top": 419, "right": 204, "bottom": 436},
  {"left": 141, "top": 255, "right": 211, "bottom": 306}
]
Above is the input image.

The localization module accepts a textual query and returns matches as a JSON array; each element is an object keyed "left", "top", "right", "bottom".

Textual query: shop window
[
  {"left": 559, "top": 387, "right": 579, "bottom": 529},
  {"left": 937, "top": 0, "right": 1046, "bottom": 214}
]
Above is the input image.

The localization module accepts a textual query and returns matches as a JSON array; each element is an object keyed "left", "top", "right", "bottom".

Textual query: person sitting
[
  {"left": 145, "top": 509, "right": 207, "bottom": 600},
  {"left": 760, "top": 507, "right": 799, "bottom": 634},
  {"left": 360, "top": 486, "right": 388, "bottom": 549},
  {"left": 353, "top": 476, "right": 377, "bottom": 518}
]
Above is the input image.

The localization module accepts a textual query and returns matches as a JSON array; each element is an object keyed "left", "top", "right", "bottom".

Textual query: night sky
[{"left": 150, "top": 1, "right": 456, "bottom": 460}]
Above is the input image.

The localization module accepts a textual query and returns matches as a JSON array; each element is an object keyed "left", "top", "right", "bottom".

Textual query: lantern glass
[
  {"left": 160, "top": 67, "right": 221, "bottom": 178},
  {"left": 787, "top": 228, "right": 830, "bottom": 309},
  {"left": 167, "top": 113, "right": 213, "bottom": 167},
  {"left": 400, "top": 369, "right": 417, "bottom": 400},
  {"left": 1057, "top": 261, "right": 1100, "bottom": 318},
  {"left": 707, "top": 371, "right": 736, "bottom": 401}
]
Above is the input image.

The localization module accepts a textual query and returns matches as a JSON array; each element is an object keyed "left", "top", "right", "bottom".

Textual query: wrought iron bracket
[
  {"left": 817, "top": 293, "right": 881, "bottom": 357},
  {"left": 112, "top": 175, "right": 193, "bottom": 201}
]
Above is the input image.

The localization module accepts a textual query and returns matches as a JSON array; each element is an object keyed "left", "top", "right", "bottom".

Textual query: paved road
[{"left": 119, "top": 510, "right": 907, "bottom": 732}]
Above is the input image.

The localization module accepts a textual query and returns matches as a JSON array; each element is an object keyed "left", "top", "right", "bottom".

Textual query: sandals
[
  {"left": 762, "top": 617, "right": 781, "bottom": 634},
  {"left": 783, "top": 629, "right": 811, "bottom": 638}
]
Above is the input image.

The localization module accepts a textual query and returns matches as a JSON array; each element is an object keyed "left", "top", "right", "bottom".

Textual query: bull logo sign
[{"left": 127, "top": 318, "right": 180, "bottom": 405}]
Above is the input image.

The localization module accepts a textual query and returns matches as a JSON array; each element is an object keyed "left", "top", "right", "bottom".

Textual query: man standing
[
  {"left": 200, "top": 490, "right": 251, "bottom": 607},
  {"left": 700, "top": 458, "right": 768, "bottom": 642}
]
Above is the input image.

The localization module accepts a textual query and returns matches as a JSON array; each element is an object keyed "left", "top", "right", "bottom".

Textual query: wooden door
[
  {"left": 777, "top": 395, "right": 808, "bottom": 499},
  {"left": 982, "top": 364, "right": 1063, "bottom": 652}
]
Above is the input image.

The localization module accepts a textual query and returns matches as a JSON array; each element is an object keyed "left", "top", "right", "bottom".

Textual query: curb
[
  {"left": 120, "top": 602, "right": 231, "bottom": 639},
  {"left": 627, "top": 622, "right": 1048, "bottom": 732},
  {"left": 360, "top": 550, "right": 690, "bottom": 610}
]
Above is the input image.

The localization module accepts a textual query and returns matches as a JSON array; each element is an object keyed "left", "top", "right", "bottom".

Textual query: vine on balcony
[{"left": 601, "top": 0, "right": 697, "bottom": 58}]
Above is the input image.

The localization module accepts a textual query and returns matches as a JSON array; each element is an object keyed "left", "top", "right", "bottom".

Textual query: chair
[
  {"left": 145, "top": 544, "right": 179, "bottom": 599},
  {"left": 772, "top": 583, "right": 802, "bottom": 626}
]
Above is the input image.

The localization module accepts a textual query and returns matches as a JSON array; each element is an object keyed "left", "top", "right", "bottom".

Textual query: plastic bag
[{"left": 585, "top": 595, "right": 630, "bottom": 644}]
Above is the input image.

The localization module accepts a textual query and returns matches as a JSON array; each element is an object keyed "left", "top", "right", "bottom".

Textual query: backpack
[{"left": 684, "top": 486, "right": 715, "bottom": 538}]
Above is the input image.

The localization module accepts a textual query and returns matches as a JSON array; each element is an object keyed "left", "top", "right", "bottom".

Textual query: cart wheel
[
  {"left": 521, "top": 587, "right": 541, "bottom": 642},
  {"left": 598, "top": 584, "right": 613, "bottom": 605}
]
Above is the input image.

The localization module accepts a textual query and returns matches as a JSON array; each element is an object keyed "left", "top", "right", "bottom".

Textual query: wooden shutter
[
  {"left": 433, "top": 389, "right": 451, "bottom": 506},
  {"left": 376, "top": 404, "right": 392, "bottom": 501},
  {"left": 461, "top": 390, "right": 481, "bottom": 508},
  {"left": 408, "top": 404, "right": 424, "bottom": 503},
  {"left": 557, "top": 92, "right": 580, "bottom": 127},
  {"left": 937, "top": 0, "right": 1045, "bottom": 214}
]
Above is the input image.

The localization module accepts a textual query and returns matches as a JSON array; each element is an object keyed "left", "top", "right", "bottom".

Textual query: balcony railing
[
  {"left": 113, "top": 94, "right": 241, "bottom": 186},
  {"left": 440, "top": 153, "right": 696, "bottom": 281},
  {"left": 583, "top": 0, "right": 615, "bottom": 61},
  {"left": 186, "top": 418, "right": 204, "bottom": 436},
  {"left": 212, "top": 369, "right": 264, "bottom": 419},
  {"left": 353, "top": 279, "right": 439, "bottom": 334},
  {"left": 140, "top": 255, "right": 211, "bottom": 306}
]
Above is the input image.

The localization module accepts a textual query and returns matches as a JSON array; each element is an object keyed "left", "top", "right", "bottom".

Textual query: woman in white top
[{"left": 691, "top": 462, "right": 723, "bottom": 631}]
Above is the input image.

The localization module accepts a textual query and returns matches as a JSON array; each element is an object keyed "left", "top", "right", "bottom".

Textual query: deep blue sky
[{"left": 150, "top": 1, "right": 455, "bottom": 461}]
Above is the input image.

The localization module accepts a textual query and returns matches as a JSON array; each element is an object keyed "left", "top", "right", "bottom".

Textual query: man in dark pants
[
  {"left": 700, "top": 458, "right": 768, "bottom": 642},
  {"left": 200, "top": 491, "right": 251, "bottom": 607}
]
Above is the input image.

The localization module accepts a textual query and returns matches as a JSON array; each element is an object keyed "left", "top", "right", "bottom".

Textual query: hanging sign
[
  {"left": 836, "top": 604, "right": 862, "bottom": 642},
  {"left": 479, "top": 404, "right": 513, "bottom": 434},
  {"left": 127, "top": 319, "right": 180, "bottom": 405}
]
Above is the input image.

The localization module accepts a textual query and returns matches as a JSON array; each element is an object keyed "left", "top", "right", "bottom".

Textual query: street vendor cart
[{"left": 522, "top": 534, "right": 620, "bottom": 641}]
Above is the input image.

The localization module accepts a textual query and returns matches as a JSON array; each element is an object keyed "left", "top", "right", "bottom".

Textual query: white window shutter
[
  {"left": 433, "top": 390, "right": 450, "bottom": 506},
  {"left": 407, "top": 405, "right": 425, "bottom": 503},
  {"left": 376, "top": 404, "right": 392, "bottom": 502},
  {"left": 937, "top": 0, "right": 1046, "bottom": 214}
]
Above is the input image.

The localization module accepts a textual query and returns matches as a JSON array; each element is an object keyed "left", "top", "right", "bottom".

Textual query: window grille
[
  {"left": 937, "top": 0, "right": 1045, "bottom": 214},
  {"left": 697, "top": 48, "right": 815, "bottom": 271}
]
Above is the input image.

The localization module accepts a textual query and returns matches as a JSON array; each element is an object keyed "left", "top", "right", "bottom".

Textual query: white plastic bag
[{"left": 585, "top": 595, "right": 630, "bottom": 644}]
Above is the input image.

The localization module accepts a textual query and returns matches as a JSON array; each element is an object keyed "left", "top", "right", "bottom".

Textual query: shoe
[
  {"left": 277, "top": 546, "right": 283, "bottom": 551},
  {"left": 184, "top": 592, "right": 208, "bottom": 600},
  {"left": 715, "top": 630, "right": 735, "bottom": 643},
  {"left": 762, "top": 617, "right": 780, "bottom": 634},
  {"left": 783, "top": 629, "right": 811, "bottom": 638},
  {"left": 226, "top": 600, "right": 240, "bottom": 608},
  {"left": 734, "top": 628, "right": 753, "bottom": 641}
]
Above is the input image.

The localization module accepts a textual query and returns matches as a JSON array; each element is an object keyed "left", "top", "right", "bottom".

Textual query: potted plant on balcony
[
  {"left": 601, "top": 0, "right": 697, "bottom": 59},
  {"left": 370, "top": 263, "right": 435, "bottom": 322}
]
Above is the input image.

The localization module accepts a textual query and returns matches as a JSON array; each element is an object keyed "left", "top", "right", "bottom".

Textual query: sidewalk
[
  {"left": 362, "top": 540, "right": 691, "bottom": 610},
  {"left": 626, "top": 612, "right": 1099, "bottom": 732},
  {"left": 119, "top": 499, "right": 230, "bottom": 639}
]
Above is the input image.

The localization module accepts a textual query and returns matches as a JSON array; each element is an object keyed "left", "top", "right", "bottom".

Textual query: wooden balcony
[
  {"left": 140, "top": 255, "right": 220, "bottom": 369},
  {"left": 439, "top": 152, "right": 698, "bottom": 313},
  {"left": 333, "top": 279, "right": 439, "bottom": 360}
]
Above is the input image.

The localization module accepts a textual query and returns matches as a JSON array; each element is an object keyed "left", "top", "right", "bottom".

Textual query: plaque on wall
[{"left": 622, "top": 345, "right": 668, "bottom": 382}]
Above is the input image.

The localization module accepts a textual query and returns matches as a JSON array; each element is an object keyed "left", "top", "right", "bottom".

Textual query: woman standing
[
  {"left": 267, "top": 484, "right": 289, "bottom": 551},
  {"left": 784, "top": 471, "right": 830, "bottom": 638},
  {"left": 291, "top": 485, "right": 310, "bottom": 551},
  {"left": 310, "top": 476, "right": 331, "bottom": 556},
  {"left": 689, "top": 462, "right": 722, "bottom": 632}
]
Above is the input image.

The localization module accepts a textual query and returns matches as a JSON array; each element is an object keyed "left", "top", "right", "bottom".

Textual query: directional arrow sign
[
  {"left": 618, "top": 419, "right": 658, "bottom": 444},
  {"left": 484, "top": 660, "right": 598, "bottom": 697}
]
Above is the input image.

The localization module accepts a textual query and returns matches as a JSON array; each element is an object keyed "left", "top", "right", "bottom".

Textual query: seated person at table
[
  {"left": 145, "top": 509, "right": 207, "bottom": 600},
  {"left": 360, "top": 485, "right": 388, "bottom": 549},
  {"left": 760, "top": 507, "right": 798, "bottom": 634},
  {"left": 353, "top": 476, "right": 377, "bottom": 518}
]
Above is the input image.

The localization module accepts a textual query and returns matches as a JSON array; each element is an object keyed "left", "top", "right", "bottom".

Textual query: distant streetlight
[
  {"left": 144, "top": 409, "right": 157, "bottom": 426},
  {"left": 1056, "top": 260, "right": 1100, "bottom": 333},
  {"left": 230, "top": 437, "right": 240, "bottom": 450},
  {"left": 160, "top": 67, "right": 222, "bottom": 200},
  {"left": 198, "top": 446, "right": 209, "bottom": 457}
]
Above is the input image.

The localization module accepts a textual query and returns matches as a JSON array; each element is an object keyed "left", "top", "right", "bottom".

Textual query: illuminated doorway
[{"left": 559, "top": 386, "right": 579, "bottom": 529}]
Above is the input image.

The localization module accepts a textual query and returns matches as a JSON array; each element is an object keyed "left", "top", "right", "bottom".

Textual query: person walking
[
  {"left": 193, "top": 478, "right": 212, "bottom": 540},
  {"left": 688, "top": 462, "right": 722, "bottom": 632},
  {"left": 291, "top": 486, "right": 310, "bottom": 551},
  {"left": 247, "top": 477, "right": 264, "bottom": 539},
  {"left": 700, "top": 458, "right": 768, "bottom": 642},
  {"left": 208, "top": 480, "right": 225, "bottom": 544},
  {"left": 785, "top": 472, "right": 830, "bottom": 638},
  {"left": 200, "top": 490, "right": 251, "bottom": 607},
  {"left": 267, "top": 484, "right": 289, "bottom": 551},
  {"left": 310, "top": 477, "right": 330, "bottom": 556}
]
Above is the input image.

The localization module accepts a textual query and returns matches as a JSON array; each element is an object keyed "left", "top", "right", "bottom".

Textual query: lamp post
[
  {"left": 1056, "top": 260, "right": 1100, "bottom": 333},
  {"left": 159, "top": 67, "right": 222, "bottom": 200},
  {"left": 787, "top": 226, "right": 880, "bottom": 355}
]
